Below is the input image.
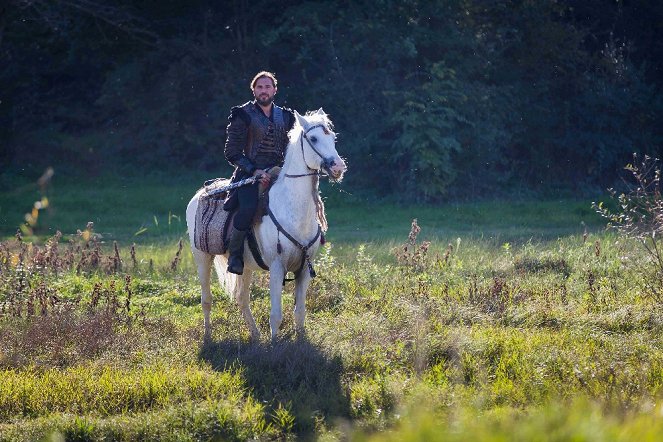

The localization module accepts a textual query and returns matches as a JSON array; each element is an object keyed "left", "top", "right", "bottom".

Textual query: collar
[{"left": 252, "top": 100, "right": 275, "bottom": 121}]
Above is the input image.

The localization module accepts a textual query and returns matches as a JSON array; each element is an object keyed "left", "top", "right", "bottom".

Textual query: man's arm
[{"left": 224, "top": 107, "right": 256, "bottom": 175}]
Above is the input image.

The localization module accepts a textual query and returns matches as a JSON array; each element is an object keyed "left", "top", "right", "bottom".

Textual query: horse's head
[{"left": 294, "top": 109, "right": 347, "bottom": 181}]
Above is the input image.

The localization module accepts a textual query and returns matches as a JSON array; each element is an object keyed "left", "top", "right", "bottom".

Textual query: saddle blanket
[
  {"left": 193, "top": 168, "right": 280, "bottom": 255},
  {"left": 193, "top": 180, "right": 232, "bottom": 255}
]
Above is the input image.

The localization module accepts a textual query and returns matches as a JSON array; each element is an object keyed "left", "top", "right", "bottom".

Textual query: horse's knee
[
  {"left": 237, "top": 301, "right": 251, "bottom": 314},
  {"left": 235, "top": 291, "right": 249, "bottom": 308},
  {"left": 270, "top": 312, "right": 283, "bottom": 330},
  {"left": 271, "top": 311, "right": 283, "bottom": 323}
]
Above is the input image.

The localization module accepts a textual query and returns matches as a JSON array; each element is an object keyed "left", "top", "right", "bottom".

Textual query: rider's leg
[{"left": 227, "top": 183, "right": 259, "bottom": 275}]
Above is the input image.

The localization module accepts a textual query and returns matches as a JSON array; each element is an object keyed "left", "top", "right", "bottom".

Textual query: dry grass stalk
[
  {"left": 170, "top": 239, "right": 183, "bottom": 271},
  {"left": 130, "top": 243, "right": 137, "bottom": 268},
  {"left": 393, "top": 219, "right": 431, "bottom": 273},
  {"left": 113, "top": 241, "right": 122, "bottom": 272},
  {"left": 124, "top": 275, "right": 132, "bottom": 314}
]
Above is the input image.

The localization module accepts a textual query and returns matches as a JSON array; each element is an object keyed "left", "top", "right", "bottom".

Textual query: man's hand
[{"left": 253, "top": 169, "right": 271, "bottom": 186}]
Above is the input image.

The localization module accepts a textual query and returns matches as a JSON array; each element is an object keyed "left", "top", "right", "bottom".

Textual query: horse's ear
[
  {"left": 316, "top": 108, "right": 325, "bottom": 115},
  {"left": 294, "top": 110, "right": 308, "bottom": 129}
]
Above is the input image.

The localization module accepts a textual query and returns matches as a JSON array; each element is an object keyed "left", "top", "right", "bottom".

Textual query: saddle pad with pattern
[
  {"left": 193, "top": 168, "right": 281, "bottom": 255},
  {"left": 194, "top": 181, "right": 233, "bottom": 255}
]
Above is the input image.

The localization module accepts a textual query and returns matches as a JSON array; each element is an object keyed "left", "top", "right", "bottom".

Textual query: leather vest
[{"left": 243, "top": 102, "right": 289, "bottom": 169}]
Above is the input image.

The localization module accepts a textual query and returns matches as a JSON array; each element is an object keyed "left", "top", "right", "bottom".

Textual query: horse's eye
[{"left": 310, "top": 136, "right": 318, "bottom": 143}]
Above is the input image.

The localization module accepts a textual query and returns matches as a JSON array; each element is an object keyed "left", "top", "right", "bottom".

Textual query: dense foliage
[{"left": 2, "top": 0, "right": 662, "bottom": 200}]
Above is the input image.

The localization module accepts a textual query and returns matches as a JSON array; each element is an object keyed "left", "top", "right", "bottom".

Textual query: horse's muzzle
[{"left": 325, "top": 157, "right": 347, "bottom": 181}]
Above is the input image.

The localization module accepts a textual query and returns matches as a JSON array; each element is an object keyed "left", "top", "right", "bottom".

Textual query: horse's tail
[
  {"left": 213, "top": 255, "right": 240, "bottom": 301},
  {"left": 186, "top": 189, "right": 201, "bottom": 252}
]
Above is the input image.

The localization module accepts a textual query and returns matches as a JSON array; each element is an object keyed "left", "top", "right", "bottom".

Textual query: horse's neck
[{"left": 269, "top": 135, "right": 318, "bottom": 231}]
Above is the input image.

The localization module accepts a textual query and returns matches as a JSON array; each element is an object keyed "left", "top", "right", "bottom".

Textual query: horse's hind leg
[
  {"left": 192, "top": 248, "right": 214, "bottom": 339},
  {"left": 235, "top": 269, "right": 260, "bottom": 341},
  {"left": 294, "top": 273, "right": 312, "bottom": 335}
]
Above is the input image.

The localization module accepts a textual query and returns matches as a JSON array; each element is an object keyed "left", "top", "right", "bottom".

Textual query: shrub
[{"left": 594, "top": 154, "right": 663, "bottom": 302}]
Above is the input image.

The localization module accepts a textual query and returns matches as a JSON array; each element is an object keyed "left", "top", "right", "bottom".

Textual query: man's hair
[{"left": 250, "top": 71, "right": 278, "bottom": 89}]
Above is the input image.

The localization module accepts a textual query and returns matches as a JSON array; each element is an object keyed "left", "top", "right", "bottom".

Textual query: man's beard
[{"left": 256, "top": 95, "right": 274, "bottom": 106}]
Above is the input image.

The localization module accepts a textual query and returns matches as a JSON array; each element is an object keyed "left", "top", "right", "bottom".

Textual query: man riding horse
[{"left": 223, "top": 71, "right": 295, "bottom": 275}]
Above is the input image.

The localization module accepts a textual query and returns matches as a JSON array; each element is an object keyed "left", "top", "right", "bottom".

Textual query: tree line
[{"left": 1, "top": 0, "right": 662, "bottom": 201}]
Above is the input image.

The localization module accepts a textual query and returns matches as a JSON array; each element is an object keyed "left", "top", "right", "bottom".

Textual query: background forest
[{"left": 1, "top": 0, "right": 662, "bottom": 201}]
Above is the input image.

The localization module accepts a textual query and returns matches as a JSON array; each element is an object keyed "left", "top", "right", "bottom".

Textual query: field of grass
[
  {"left": 2, "top": 173, "right": 663, "bottom": 441},
  {"left": 0, "top": 172, "right": 603, "bottom": 242}
]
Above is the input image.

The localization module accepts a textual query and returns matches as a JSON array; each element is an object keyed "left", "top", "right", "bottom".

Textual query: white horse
[{"left": 186, "top": 109, "right": 347, "bottom": 340}]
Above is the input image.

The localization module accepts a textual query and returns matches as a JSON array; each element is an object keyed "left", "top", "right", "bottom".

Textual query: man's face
[{"left": 253, "top": 77, "right": 276, "bottom": 106}]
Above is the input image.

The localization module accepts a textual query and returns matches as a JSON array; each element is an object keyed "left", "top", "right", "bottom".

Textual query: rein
[{"left": 284, "top": 171, "right": 319, "bottom": 178}]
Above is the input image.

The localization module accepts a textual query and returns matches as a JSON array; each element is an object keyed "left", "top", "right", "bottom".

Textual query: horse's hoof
[{"left": 203, "top": 331, "right": 212, "bottom": 343}]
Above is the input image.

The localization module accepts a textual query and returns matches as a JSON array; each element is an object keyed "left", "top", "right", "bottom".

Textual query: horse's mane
[
  {"left": 313, "top": 174, "right": 328, "bottom": 233},
  {"left": 306, "top": 110, "right": 335, "bottom": 132}
]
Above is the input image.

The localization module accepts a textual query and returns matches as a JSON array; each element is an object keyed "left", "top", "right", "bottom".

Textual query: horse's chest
[{"left": 278, "top": 243, "right": 317, "bottom": 272}]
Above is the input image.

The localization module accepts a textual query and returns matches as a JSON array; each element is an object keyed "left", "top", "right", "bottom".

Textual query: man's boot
[{"left": 227, "top": 227, "right": 247, "bottom": 275}]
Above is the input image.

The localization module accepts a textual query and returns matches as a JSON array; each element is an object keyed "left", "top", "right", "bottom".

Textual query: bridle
[
  {"left": 263, "top": 122, "right": 337, "bottom": 281},
  {"left": 284, "top": 124, "right": 337, "bottom": 179}
]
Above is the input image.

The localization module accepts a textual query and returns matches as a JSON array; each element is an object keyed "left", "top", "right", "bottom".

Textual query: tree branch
[{"left": 15, "top": 0, "right": 159, "bottom": 47}]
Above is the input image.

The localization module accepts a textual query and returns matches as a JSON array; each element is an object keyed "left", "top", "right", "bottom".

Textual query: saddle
[{"left": 193, "top": 168, "right": 280, "bottom": 255}]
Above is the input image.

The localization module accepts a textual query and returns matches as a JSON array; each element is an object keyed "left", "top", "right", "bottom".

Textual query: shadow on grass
[{"left": 198, "top": 336, "right": 350, "bottom": 436}]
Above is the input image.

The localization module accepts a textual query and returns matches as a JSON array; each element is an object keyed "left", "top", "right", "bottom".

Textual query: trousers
[{"left": 233, "top": 181, "right": 259, "bottom": 231}]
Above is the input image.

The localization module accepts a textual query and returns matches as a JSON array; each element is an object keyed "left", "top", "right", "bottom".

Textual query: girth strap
[{"left": 246, "top": 228, "right": 269, "bottom": 271}]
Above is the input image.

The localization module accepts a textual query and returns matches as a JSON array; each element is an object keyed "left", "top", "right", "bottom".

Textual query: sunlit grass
[
  {"left": 0, "top": 364, "right": 246, "bottom": 419},
  {"left": 0, "top": 398, "right": 276, "bottom": 442},
  {"left": 355, "top": 395, "right": 663, "bottom": 442}
]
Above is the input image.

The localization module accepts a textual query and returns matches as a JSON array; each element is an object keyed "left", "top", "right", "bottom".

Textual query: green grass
[
  {"left": 0, "top": 173, "right": 200, "bottom": 242},
  {"left": 1, "top": 173, "right": 662, "bottom": 440},
  {"left": 0, "top": 173, "right": 605, "bottom": 244}
]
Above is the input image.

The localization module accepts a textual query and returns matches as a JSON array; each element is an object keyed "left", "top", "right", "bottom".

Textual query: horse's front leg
[
  {"left": 294, "top": 271, "right": 312, "bottom": 335},
  {"left": 269, "top": 261, "right": 286, "bottom": 340}
]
